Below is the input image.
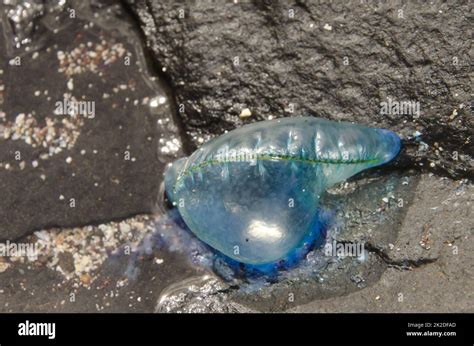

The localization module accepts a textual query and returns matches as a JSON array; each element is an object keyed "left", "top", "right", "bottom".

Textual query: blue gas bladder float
[{"left": 164, "top": 117, "right": 401, "bottom": 267}]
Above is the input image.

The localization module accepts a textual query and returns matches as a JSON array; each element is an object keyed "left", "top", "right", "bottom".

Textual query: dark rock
[
  {"left": 126, "top": 0, "right": 473, "bottom": 179},
  {"left": 0, "top": 2, "right": 181, "bottom": 240}
]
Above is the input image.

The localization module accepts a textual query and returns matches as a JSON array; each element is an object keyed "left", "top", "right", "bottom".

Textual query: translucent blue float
[{"left": 164, "top": 117, "right": 401, "bottom": 266}]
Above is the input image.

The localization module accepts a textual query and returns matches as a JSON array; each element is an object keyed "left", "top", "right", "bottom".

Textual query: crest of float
[{"left": 164, "top": 117, "right": 401, "bottom": 266}]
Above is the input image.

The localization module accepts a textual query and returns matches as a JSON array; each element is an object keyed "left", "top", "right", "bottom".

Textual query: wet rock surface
[
  {"left": 290, "top": 174, "right": 474, "bottom": 312},
  {"left": 0, "top": 215, "right": 200, "bottom": 313},
  {"left": 0, "top": 1, "right": 182, "bottom": 240},
  {"left": 0, "top": 0, "right": 472, "bottom": 313},
  {"left": 126, "top": 0, "right": 473, "bottom": 179}
]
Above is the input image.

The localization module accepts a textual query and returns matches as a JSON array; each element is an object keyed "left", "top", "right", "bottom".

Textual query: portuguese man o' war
[{"left": 164, "top": 117, "right": 401, "bottom": 268}]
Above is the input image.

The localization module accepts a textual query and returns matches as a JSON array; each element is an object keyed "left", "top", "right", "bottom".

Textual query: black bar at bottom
[{"left": 0, "top": 313, "right": 472, "bottom": 345}]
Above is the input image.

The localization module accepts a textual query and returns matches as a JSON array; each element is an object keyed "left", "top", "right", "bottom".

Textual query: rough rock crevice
[{"left": 365, "top": 242, "right": 438, "bottom": 271}]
